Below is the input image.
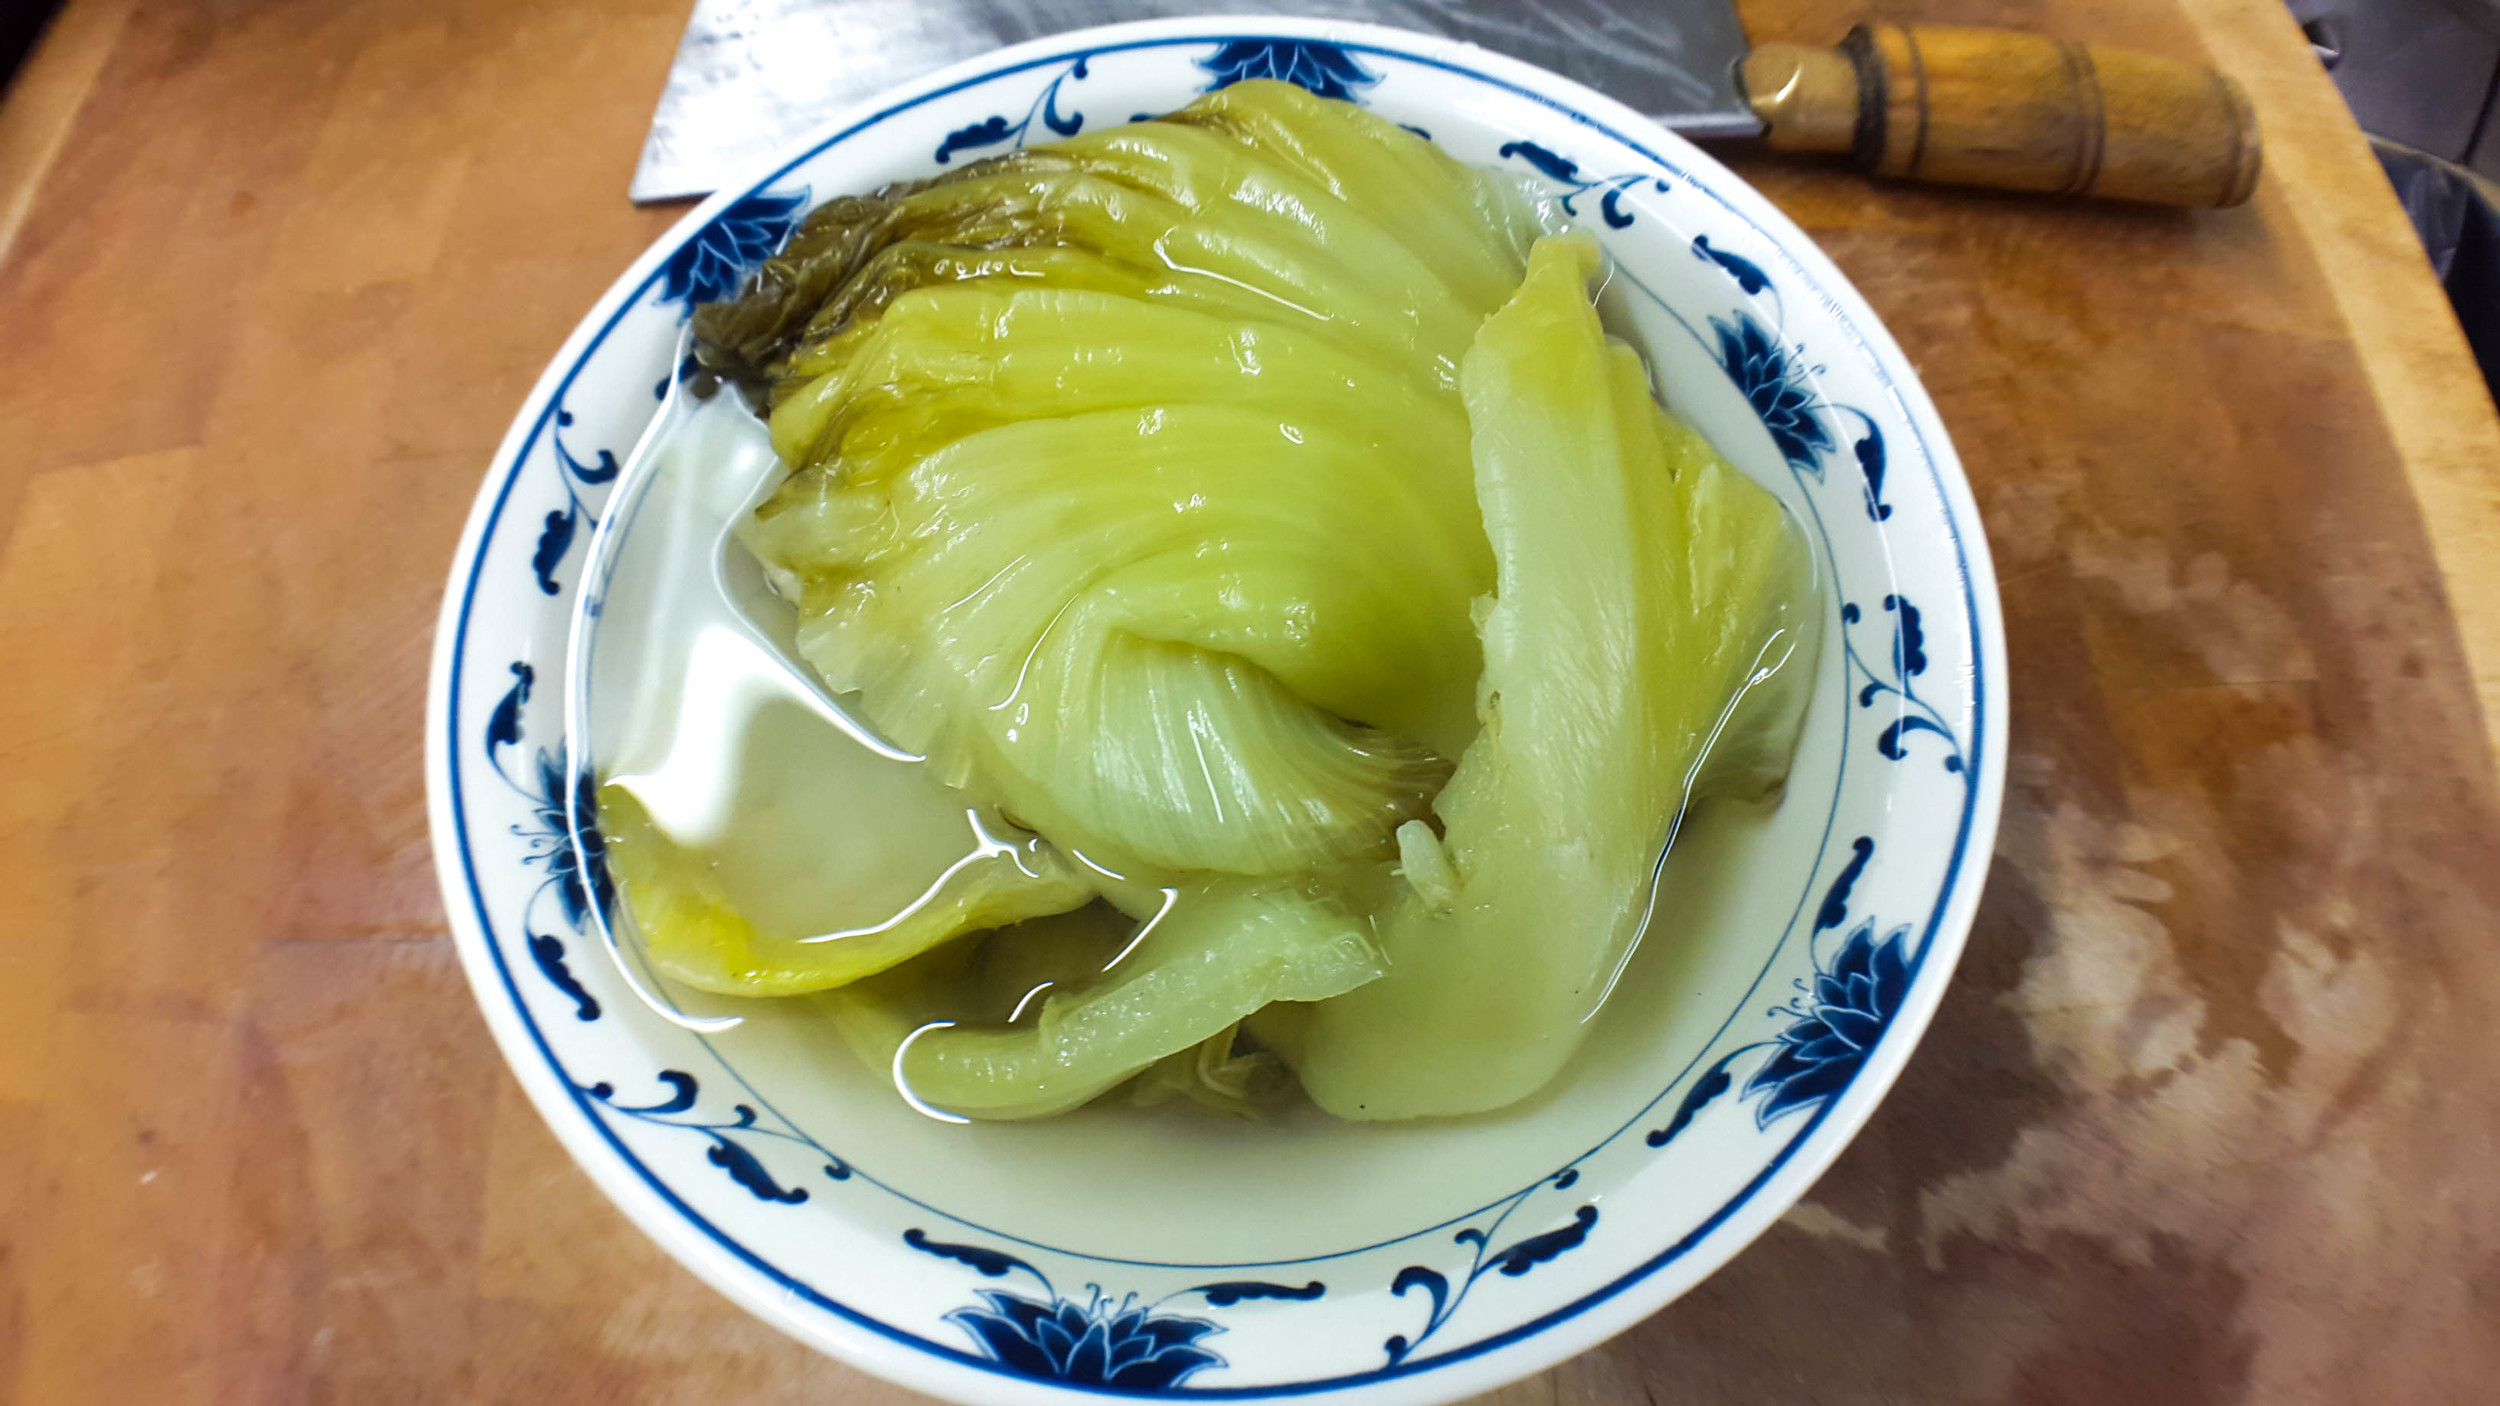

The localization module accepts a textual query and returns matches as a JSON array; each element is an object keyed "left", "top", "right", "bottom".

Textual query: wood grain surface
[{"left": 2, "top": 1, "right": 2497, "bottom": 1403}]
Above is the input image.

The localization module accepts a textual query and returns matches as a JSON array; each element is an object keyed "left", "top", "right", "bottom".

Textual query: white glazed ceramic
[{"left": 426, "top": 18, "right": 2006, "bottom": 1405}]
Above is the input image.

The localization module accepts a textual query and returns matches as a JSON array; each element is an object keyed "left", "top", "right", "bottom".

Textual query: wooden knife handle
[{"left": 1740, "top": 23, "right": 2261, "bottom": 206}]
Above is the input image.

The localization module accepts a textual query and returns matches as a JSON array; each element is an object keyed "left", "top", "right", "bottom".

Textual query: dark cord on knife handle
[{"left": 1740, "top": 24, "right": 2262, "bottom": 207}]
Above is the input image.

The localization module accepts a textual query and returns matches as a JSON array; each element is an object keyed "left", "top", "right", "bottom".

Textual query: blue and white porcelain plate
[{"left": 425, "top": 19, "right": 2006, "bottom": 1405}]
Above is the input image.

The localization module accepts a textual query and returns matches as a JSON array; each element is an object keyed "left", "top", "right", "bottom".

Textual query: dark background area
[
  {"left": 2289, "top": 0, "right": 2500, "bottom": 172},
  {"left": 0, "top": 0, "right": 64, "bottom": 92}
]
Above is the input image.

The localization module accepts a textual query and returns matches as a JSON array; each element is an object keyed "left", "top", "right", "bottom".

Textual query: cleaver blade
[{"left": 630, "top": 0, "right": 1758, "bottom": 203}]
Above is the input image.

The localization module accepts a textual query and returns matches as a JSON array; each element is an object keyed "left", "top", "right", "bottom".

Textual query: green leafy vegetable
[
  {"left": 726, "top": 81, "right": 1544, "bottom": 877},
  {"left": 1286, "top": 234, "right": 1820, "bottom": 1119},
  {"left": 618, "top": 85, "right": 1822, "bottom": 1125},
  {"left": 602, "top": 784, "right": 1095, "bottom": 996}
]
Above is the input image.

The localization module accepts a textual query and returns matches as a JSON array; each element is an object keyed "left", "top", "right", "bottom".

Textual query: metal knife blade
[{"left": 631, "top": 0, "right": 1757, "bottom": 203}]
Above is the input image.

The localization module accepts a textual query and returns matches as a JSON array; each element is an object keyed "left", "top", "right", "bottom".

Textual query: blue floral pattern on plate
[
  {"left": 1711, "top": 310, "right": 1833, "bottom": 474},
  {"left": 1747, "top": 918, "right": 1914, "bottom": 1122},
  {"left": 585, "top": 1071, "right": 853, "bottom": 1203},
  {"left": 658, "top": 190, "right": 808, "bottom": 311},
  {"left": 483, "top": 660, "right": 606, "bottom": 1023},
  {"left": 904, "top": 1230, "right": 1282, "bottom": 1388},
  {"left": 1646, "top": 838, "right": 1913, "bottom": 1145},
  {"left": 954, "top": 1290, "right": 1224, "bottom": 1388},
  {"left": 1380, "top": 1169, "right": 1597, "bottom": 1365},
  {"left": 528, "top": 407, "right": 624, "bottom": 595},
  {"left": 1198, "top": 40, "right": 1379, "bottom": 100},
  {"left": 1496, "top": 140, "right": 1669, "bottom": 228},
  {"left": 527, "top": 192, "right": 802, "bottom": 601},
  {"left": 935, "top": 58, "right": 1092, "bottom": 163},
  {"left": 934, "top": 39, "right": 1379, "bottom": 170},
  {"left": 1843, "top": 595, "right": 1966, "bottom": 773}
]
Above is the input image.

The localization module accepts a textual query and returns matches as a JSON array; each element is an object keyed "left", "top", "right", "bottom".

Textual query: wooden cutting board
[{"left": 0, "top": 0, "right": 2494, "bottom": 1402}]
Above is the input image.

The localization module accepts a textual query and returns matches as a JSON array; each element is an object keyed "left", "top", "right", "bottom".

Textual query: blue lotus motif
[
  {"left": 950, "top": 1289, "right": 1223, "bottom": 1389},
  {"left": 1198, "top": 40, "right": 1378, "bottom": 100},
  {"left": 480, "top": 661, "right": 604, "bottom": 1020},
  {"left": 532, "top": 753, "right": 610, "bottom": 927},
  {"left": 1746, "top": 918, "right": 1912, "bottom": 1122},
  {"left": 1711, "top": 311, "right": 1832, "bottom": 474},
  {"left": 659, "top": 189, "right": 807, "bottom": 311}
]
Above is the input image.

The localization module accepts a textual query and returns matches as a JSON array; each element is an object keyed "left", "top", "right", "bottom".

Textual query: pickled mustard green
[{"left": 601, "top": 80, "right": 1821, "bottom": 1122}]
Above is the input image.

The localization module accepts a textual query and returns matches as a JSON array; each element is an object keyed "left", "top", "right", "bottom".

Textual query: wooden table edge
[{"left": 2182, "top": 0, "right": 2500, "bottom": 767}]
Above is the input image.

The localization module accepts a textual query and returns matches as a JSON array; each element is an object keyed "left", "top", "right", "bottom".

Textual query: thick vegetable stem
[{"left": 823, "top": 880, "right": 1383, "bottom": 1120}]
